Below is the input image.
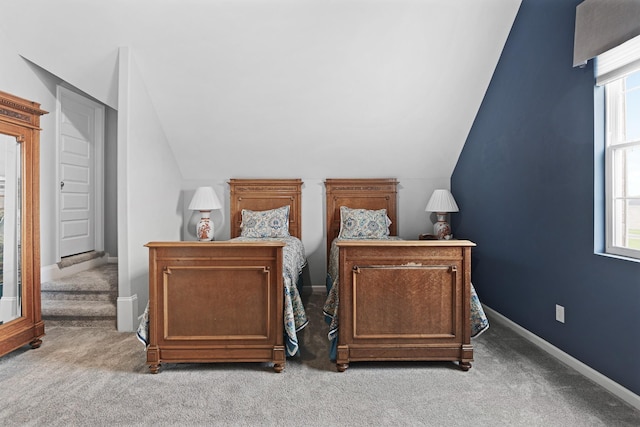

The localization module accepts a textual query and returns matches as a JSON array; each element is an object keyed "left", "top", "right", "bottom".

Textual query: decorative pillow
[
  {"left": 240, "top": 205, "right": 291, "bottom": 238},
  {"left": 338, "top": 206, "right": 391, "bottom": 239}
]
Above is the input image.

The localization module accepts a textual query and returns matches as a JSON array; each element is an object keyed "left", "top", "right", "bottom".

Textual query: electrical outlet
[{"left": 556, "top": 304, "right": 565, "bottom": 323}]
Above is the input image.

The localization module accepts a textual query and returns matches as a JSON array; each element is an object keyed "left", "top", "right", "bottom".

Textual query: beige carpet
[{"left": 0, "top": 292, "right": 639, "bottom": 426}]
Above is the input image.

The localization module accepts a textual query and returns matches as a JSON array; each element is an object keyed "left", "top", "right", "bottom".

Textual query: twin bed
[
  {"left": 138, "top": 179, "right": 307, "bottom": 373},
  {"left": 139, "top": 178, "right": 487, "bottom": 374},
  {"left": 322, "top": 179, "right": 487, "bottom": 372}
]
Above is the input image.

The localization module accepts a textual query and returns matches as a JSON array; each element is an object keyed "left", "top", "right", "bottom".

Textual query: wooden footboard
[
  {"left": 145, "top": 241, "right": 286, "bottom": 373},
  {"left": 336, "top": 239, "right": 475, "bottom": 372}
]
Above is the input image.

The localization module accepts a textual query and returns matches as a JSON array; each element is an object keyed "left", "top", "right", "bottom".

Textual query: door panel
[{"left": 58, "top": 88, "right": 103, "bottom": 258}]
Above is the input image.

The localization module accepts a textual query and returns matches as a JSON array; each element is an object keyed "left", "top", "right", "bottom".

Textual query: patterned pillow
[
  {"left": 338, "top": 206, "right": 391, "bottom": 239},
  {"left": 240, "top": 205, "right": 291, "bottom": 238}
]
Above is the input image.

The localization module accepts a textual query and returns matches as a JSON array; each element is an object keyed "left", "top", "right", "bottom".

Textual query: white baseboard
[
  {"left": 483, "top": 305, "right": 640, "bottom": 411},
  {"left": 41, "top": 255, "right": 109, "bottom": 282},
  {"left": 117, "top": 295, "right": 138, "bottom": 332}
]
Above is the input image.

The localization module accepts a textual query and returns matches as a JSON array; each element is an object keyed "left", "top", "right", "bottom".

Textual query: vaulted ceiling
[{"left": 1, "top": 0, "right": 521, "bottom": 180}]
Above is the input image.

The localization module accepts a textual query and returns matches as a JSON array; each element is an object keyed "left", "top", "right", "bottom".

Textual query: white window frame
[{"left": 604, "top": 75, "right": 640, "bottom": 260}]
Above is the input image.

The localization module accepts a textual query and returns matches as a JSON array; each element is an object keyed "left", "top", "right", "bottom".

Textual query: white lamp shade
[
  {"left": 425, "top": 189, "right": 459, "bottom": 213},
  {"left": 188, "top": 186, "right": 222, "bottom": 211}
]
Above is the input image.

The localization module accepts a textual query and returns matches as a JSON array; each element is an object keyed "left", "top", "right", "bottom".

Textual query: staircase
[{"left": 41, "top": 263, "right": 118, "bottom": 328}]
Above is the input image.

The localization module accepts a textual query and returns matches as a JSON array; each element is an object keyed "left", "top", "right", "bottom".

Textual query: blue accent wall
[{"left": 452, "top": 0, "right": 640, "bottom": 395}]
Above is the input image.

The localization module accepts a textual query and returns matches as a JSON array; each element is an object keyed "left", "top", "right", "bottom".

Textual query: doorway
[{"left": 56, "top": 86, "right": 105, "bottom": 260}]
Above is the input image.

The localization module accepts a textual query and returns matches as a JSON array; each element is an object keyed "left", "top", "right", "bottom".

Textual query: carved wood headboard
[
  {"left": 324, "top": 178, "right": 398, "bottom": 259},
  {"left": 229, "top": 179, "right": 303, "bottom": 239}
]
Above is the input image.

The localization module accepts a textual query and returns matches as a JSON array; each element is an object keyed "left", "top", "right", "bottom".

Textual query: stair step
[
  {"left": 41, "top": 263, "right": 118, "bottom": 328},
  {"left": 41, "top": 278, "right": 115, "bottom": 293},
  {"left": 41, "top": 282, "right": 114, "bottom": 293},
  {"left": 44, "top": 318, "right": 117, "bottom": 328},
  {"left": 57, "top": 251, "right": 105, "bottom": 269},
  {"left": 41, "top": 290, "right": 116, "bottom": 302},
  {"left": 42, "top": 300, "right": 116, "bottom": 318},
  {"left": 41, "top": 264, "right": 117, "bottom": 293}
]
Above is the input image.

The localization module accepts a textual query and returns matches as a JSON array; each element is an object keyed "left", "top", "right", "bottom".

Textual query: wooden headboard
[
  {"left": 229, "top": 179, "right": 303, "bottom": 239},
  {"left": 324, "top": 178, "right": 398, "bottom": 259}
]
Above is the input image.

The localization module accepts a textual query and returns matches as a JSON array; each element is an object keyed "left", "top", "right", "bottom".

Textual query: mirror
[
  {"left": 0, "top": 90, "right": 46, "bottom": 358},
  {"left": 0, "top": 134, "right": 21, "bottom": 325}
]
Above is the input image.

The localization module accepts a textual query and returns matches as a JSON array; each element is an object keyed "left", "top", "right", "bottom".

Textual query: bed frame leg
[
  {"left": 147, "top": 347, "right": 160, "bottom": 373},
  {"left": 336, "top": 346, "right": 349, "bottom": 372},
  {"left": 272, "top": 347, "right": 285, "bottom": 372},
  {"left": 459, "top": 361, "right": 472, "bottom": 371}
]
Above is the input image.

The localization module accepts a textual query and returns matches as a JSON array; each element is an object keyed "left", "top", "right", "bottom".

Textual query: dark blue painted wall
[{"left": 452, "top": 0, "right": 640, "bottom": 395}]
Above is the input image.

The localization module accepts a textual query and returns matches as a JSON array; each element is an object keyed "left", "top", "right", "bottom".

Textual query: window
[{"left": 604, "top": 69, "right": 640, "bottom": 259}]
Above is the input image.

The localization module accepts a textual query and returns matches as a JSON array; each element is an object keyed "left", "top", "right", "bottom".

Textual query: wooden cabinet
[
  {"left": 0, "top": 91, "right": 47, "bottom": 358},
  {"left": 335, "top": 239, "right": 475, "bottom": 372}
]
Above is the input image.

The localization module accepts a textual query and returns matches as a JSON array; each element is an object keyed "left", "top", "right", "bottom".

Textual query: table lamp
[
  {"left": 425, "top": 189, "right": 459, "bottom": 240},
  {"left": 188, "top": 186, "right": 222, "bottom": 241}
]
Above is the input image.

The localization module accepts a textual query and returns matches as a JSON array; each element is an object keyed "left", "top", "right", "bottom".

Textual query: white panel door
[{"left": 58, "top": 88, "right": 104, "bottom": 258}]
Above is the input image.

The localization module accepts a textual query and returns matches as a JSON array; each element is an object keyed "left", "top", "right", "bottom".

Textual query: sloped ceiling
[{"left": 1, "top": 0, "right": 521, "bottom": 181}]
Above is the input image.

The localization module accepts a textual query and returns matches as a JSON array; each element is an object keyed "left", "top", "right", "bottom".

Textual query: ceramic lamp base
[
  {"left": 433, "top": 213, "right": 453, "bottom": 240},
  {"left": 196, "top": 211, "right": 214, "bottom": 241}
]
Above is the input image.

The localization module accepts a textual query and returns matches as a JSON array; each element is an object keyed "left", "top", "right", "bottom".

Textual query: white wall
[
  {"left": 1, "top": 1, "right": 521, "bottom": 189},
  {"left": 116, "top": 48, "right": 184, "bottom": 330},
  {"left": 0, "top": 26, "right": 60, "bottom": 271},
  {"left": 0, "top": 35, "right": 120, "bottom": 278},
  {"left": 104, "top": 107, "right": 118, "bottom": 258}
]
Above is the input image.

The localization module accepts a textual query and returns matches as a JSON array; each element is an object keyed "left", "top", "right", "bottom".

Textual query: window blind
[
  {"left": 573, "top": 0, "right": 640, "bottom": 67},
  {"left": 596, "top": 35, "right": 640, "bottom": 86}
]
